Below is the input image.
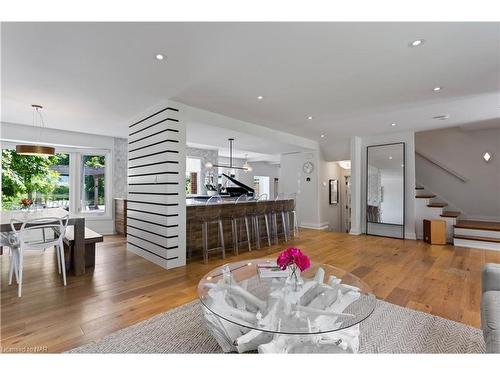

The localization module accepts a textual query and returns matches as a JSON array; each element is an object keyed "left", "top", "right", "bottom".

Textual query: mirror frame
[
  {"left": 365, "top": 142, "right": 406, "bottom": 239},
  {"left": 329, "top": 179, "right": 338, "bottom": 204}
]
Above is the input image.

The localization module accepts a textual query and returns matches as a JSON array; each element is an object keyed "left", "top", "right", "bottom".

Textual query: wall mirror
[
  {"left": 366, "top": 142, "right": 405, "bottom": 239},
  {"left": 329, "top": 179, "right": 338, "bottom": 204}
]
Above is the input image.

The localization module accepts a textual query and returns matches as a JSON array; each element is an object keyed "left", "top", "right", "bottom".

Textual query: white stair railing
[{"left": 415, "top": 151, "right": 469, "bottom": 183}]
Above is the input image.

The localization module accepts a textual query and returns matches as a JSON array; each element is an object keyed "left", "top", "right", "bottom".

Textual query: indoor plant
[{"left": 277, "top": 247, "right": 311, "bottom": 291}]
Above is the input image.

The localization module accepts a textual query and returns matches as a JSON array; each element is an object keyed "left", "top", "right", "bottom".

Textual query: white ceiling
[
  {"left": 186, "top": 120, "right": 309, "bottom": 162},
  {"left": 2, "top": 22, "right": 499, "bottom": 159}
]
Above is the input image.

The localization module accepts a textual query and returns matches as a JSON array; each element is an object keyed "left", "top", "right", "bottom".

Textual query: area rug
[{"left": 68, "top": 299, "right": 485, "bottom": 353}]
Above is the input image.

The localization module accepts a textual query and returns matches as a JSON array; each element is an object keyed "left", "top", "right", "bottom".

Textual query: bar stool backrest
[
  {"left": 255, "top": 194, "right": 268, "bottom": 216},
  {"left": 233, "top": 194, "right": 248, "bottom": 218},
  {"left": 274, "top": 192, "right": 285, "bottom": 212},
  {"left": 289, "top": 193, "right": 297, "bottom": 210},
  {"left": 203, "top": 195, "right": 223, "bottom": 222}
]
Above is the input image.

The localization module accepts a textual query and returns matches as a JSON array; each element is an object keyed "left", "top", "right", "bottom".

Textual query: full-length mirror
[{"left": 366, "top": 143, "right": 405, "bottom": 239}]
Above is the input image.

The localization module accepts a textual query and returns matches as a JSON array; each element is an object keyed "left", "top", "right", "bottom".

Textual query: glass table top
[{"left": 197, "top": 258, "right": 376, "bottom": 335}]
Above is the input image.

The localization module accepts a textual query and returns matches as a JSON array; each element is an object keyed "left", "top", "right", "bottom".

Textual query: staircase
[
  {"left": 453, "top": 220, "right": 500, "bottom": 251},
  {"left": 415, "top": 186, "right": 461, "bottom": 242},
  {"left": 415, "top": 186, "right": 500, "bottom": 251}
]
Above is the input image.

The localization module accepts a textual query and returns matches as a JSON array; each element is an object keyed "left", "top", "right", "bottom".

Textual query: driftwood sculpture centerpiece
[{"left": 197, "top": 253, "right": 376, "bottom": 353}]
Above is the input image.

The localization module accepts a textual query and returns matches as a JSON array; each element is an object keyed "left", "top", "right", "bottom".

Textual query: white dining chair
[{"left": 9, "top": 215, "right": 69, "bottom": 297}]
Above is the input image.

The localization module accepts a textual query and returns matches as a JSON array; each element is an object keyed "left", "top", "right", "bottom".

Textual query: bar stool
[
  {"left": 252, "top": 194, "right": 272, "bottom": 249},
  {"left": 201, "top": 195, "right": 225, "bottom": 264},
  {"left": 287, "top": 193, "right": 299, "bottom": 238},
  {"left": 271, "top": 193, "right": 289, "bottom": 244},
  {"left": 230, "top": 194, "right": 252, "bottom": 255}
]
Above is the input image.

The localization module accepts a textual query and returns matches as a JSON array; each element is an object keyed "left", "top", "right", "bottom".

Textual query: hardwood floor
[{"left": 2, "top": 228, "right": 500, "bottom": 353}]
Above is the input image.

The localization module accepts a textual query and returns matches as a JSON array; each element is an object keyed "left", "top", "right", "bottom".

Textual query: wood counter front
[{"left": 187, "top": 199, "right": 294, "bottom": 257}]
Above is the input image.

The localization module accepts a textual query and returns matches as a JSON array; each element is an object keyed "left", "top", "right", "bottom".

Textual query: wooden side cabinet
[
  {"left": 423, "top": 219, "right": 447, "bottom": 245},
  {"left": 114, "top": 198, "right": 127, "bottom": 236}
]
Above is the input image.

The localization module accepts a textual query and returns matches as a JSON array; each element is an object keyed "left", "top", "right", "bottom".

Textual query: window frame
[{"left": 75, "top": 150, "right": 112, "bottom": 218}]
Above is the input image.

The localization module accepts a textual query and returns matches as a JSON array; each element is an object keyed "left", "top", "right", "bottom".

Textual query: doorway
[{"left": 253, "top": 176, "right": 270, "bottom": 198}]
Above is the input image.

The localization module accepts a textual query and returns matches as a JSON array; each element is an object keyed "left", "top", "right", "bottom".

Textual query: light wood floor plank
[{"left": 2, "top": 229, "right": 500, "bottom": 353}]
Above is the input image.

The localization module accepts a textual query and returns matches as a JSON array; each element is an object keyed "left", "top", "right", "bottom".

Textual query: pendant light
[
  {"left": 204, "top": 138, "right": 251, "bottom": 171},
  {"left": 242, "top": 154, "right": 253, "bottom": 172},
  {"left": 16, "top": 104, "right": 55, "bottom": 157}
]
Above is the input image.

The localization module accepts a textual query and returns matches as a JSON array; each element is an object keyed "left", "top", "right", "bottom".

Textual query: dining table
[{"left": 0, "top": 207, "right": 87, "bottom": 276}]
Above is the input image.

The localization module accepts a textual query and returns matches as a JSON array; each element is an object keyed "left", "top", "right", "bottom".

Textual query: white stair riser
[
  {"left": 454, "top": 228, "right": 500, "bottom": 239},
  {"left": 453, "top": 238, "right": 500, "bottom": 252}
]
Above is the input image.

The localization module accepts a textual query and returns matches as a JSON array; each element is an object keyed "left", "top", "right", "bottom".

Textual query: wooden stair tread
[
  {"left": 441, "top": 211, "right": 461, "bottom": 218},
  {"left": 454, "top": 235, "right": 500, "bottom": 244},
  {"left": 454, "top": 220, "right": 500, "bottom": 232},
  {"left": 415, "top": 195, "right": 436, "bottom": 199},
  {"left": 427, "top": 203, "right": 447, "bottom": 208}
]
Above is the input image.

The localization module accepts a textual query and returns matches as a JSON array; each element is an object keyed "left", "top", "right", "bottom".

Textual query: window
[
  {"left": 186, "top": 157, "right": 201, "bottom": 195},
  {"left": 47, "top": 153, "right": 70, "bottom": 210},
  {"left": 1, "top": 149, "right": 70, "bottom": 210},
  {"left": 80, "top": 154, "right": 106, "bottom": 212}
]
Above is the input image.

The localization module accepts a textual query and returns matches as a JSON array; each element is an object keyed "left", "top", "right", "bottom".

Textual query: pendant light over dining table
[{"left": 16, "top": 104, "right": 55, "bottom": 157}]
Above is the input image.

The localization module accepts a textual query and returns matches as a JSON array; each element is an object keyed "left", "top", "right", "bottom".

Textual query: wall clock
[{"left": 302, "top": 161, "right": 314, "bottom": 174}]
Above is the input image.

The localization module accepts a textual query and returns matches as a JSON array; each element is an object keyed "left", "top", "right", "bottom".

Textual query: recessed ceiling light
[
  {"left": 433, "top": 115, "right": 450, "bottom": 120},
  {"left": 433, "top": 86, "right": 442, "bottom": 92},
  {"left": 409, "top": 39, "right": 424, "bottom": 47},
  {"left": 389, "top": 156, "right": 393, "bottom": 160},
  {"left": 307, "top": 116, "right": 313, "bottom": 120},
  {"left": 391, "top": 123, "right": 397, "bottom": 127},
  {"left": 155, "top": 54, "right": 165, "bottom": 61},
  {"left": 483, "top": 152, "right": 492, "bottom": 162},
  {"left": 257, "top": 95, "right": 264, "bottom": 100},
  {"left": 320, "top": 134, "right": 325, "bottom": 138}
]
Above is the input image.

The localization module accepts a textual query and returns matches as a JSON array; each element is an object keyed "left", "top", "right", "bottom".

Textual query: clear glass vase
[{"left": 285, "top": 265, "right": 304, "bottom": 292}]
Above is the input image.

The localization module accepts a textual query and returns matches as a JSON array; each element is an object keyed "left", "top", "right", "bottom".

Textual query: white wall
[
  {"left": 350, "top": 131, "right": 416, "bottom": 239},
  {"left": 279, "top": 151, "right": 326, "bottom": 229},
  {"left": 1, "top": 121, "right": 127, "bottom": 234},
  {"left": 126, "top": 100, "right": 186, "bottom": 270},
  {"left": 415, "top": 126, "right": 500, "bottom": 221}
]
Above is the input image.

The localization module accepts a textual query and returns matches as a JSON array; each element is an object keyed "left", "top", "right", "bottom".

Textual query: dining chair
[{"left": 9, "top": 215, "right": 69, "bottom": 297}]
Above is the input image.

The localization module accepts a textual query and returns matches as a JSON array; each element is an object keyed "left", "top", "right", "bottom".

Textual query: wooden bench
[{"left": 62, "top": 226, "right": 103, "bottom": 272}]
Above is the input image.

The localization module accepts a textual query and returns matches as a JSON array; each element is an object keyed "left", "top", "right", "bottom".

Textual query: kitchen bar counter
[{"left": 187, "top": 198, "right": 294, "bottom": 258}]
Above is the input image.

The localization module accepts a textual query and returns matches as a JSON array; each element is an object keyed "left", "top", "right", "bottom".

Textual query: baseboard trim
[
  {"left": 405, "top": 232, "right": 417, "bottom": 240},
  {"left": 300, "top": 222, "right": 329, "bottom": 230}
]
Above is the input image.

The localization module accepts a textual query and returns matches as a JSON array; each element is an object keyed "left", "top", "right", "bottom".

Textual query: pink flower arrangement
[{"left": 276, "top": 247, "right": 311, "bottom": 272}]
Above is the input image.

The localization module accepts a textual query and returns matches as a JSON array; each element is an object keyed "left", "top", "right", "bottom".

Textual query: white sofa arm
[{"left": 482, "top": 263, "right": 500, "bottom": 293}]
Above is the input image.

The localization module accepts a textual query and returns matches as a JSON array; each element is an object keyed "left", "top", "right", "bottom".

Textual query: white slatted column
[{"left": 127, "top": 103, "right": 186, "bottom": 269}]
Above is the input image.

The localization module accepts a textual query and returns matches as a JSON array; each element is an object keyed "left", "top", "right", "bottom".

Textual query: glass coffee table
[{"left": 198, "top": 258, "right": 376, "bottom": 353}]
